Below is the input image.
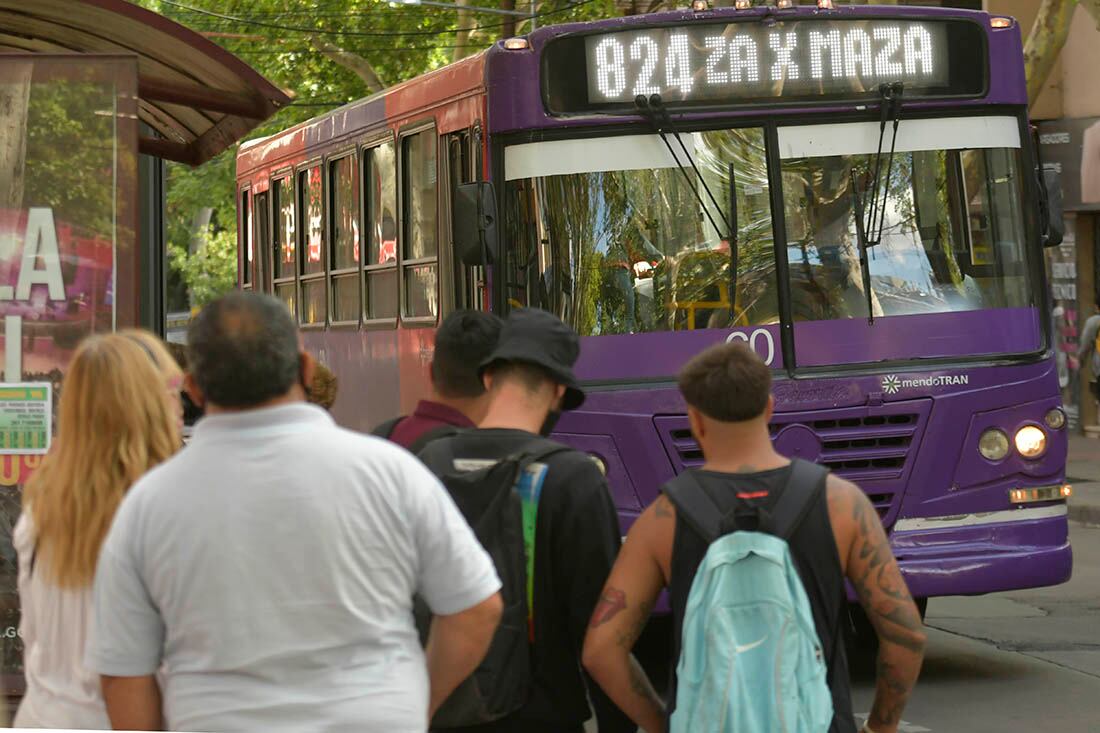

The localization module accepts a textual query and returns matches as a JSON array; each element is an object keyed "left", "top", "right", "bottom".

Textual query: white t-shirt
[
  {"left": 13, "top": 513, "right": 111, "bottom": 730},
  {"left": 88, "top": 403, "right": 501, "bottom": 733}
]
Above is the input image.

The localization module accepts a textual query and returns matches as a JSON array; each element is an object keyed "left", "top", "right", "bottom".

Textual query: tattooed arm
[
  {"left": 582, "top": 497, "right": 671, "bottom": 733},
  {"left": 832, "top": 478, "right": 926, "bottom": 733}
]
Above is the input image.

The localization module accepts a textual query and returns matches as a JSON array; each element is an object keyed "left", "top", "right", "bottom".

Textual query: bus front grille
[{"left": 654, "top": 399, "right": 932, "bottom": 530}]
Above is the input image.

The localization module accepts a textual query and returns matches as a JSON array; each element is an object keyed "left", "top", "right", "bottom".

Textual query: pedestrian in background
[
  {"left": 582, "top": 342, "right": 925, "bottom": 733},
  {"left": 165, "top": 339, "right": 204, "bottom": 439},
  {"left": 374, "top": 309, "right": 502, "bottom": 451},
  {"left": 1077, "top": 294, "right": 1100, "bottom": 412},
  {"left": 89, "top": 291, "right": 503, "bottom": 733},
  {"left": 15, "top": 331, "right": 182, "bottom": 729},
  {"left": 307, "top": 362, "right": 339, "bottom": 411},
  {"left": 418, "top": 308, "right": 635, "bottom": 733}
]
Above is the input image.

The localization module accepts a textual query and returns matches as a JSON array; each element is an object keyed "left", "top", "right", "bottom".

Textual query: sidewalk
[{"left": 1066, "top": 434, "right": 1100, "bottom": 526}]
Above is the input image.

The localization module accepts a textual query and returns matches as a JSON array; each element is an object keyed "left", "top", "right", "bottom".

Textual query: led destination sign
[{"left": 542, "top": 19, "right": 986, "bottom": 113}]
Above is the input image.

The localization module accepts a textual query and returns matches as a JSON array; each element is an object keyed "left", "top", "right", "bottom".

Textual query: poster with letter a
[{"left": 0, "top": 55, "right": 137, "bottom": 695}]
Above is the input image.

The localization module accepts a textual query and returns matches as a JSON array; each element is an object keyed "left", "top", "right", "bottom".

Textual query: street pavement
[
  {"left": 1067, "top": 434, "right": 1100, "bottom": 528},
  {"left": 850, "top": 520, "right": 1100, "bottom": 732},
  {"left": 589, "top": 479, "right": 1100, "bottom": 732}
]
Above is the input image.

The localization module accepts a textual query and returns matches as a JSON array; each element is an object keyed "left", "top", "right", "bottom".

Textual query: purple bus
[{"left": 237, "top": 2, "right": 1071, "bottom": 610}]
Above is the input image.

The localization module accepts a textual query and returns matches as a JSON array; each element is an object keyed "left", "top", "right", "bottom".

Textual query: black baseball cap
[{"left": 479, "top": 308, "right": 585, "bottom": 410}]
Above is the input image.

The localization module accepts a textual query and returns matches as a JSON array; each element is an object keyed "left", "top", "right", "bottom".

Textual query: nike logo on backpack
[{"left": 735, "top": 636, "right": 767, "bottom": 654}]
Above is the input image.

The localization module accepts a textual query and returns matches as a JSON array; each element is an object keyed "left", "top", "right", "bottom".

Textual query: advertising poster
[{"left": 0, "top": 56, "right": 137, "bottom": 692}]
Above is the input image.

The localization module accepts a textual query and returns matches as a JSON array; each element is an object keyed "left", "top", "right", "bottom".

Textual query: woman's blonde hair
[{"left": 24, "top": 331, "right": 182, "bottom": 588}]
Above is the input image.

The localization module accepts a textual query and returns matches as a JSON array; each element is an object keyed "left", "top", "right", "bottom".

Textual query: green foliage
[
  {"left": 23, "top": 76, "right": 118, "bottom": 238},
  {"left": 167, "top": 227, "right": 238, "bottom": 306},
  {"left": 133, "top": 0, "right": 618, "bottom": 309}
]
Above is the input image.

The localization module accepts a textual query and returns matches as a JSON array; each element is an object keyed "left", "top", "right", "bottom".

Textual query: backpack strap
[
  {"left": 663, "top": 470, "right": 725, "bottom": 544},
  {"left": 370, "top": 416, "right": 405, "bottom": 440},
  {"left": 507, "top": 438, "right": 573, "bottom": 641},
  {"left": 769, "top": 458, "right": 829, "bottom": 541}
]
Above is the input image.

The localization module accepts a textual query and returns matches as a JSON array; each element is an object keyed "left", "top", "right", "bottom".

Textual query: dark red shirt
[{"left": 388, "top": 400, "right": 475, "bottom": 450}]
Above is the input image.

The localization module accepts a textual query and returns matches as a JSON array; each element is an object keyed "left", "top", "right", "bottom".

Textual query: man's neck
[
  {"left": 479, "top": 386, "right": 547, "bottom": 435},
  {"left": 204, "top": 389, "right": 304, "bottom": 415},
  {"left": 427, "top": 393, "right": 485, "bottom": 426},
  {"left": 700, "top": 432, "right": 788, "bottom": 475}
]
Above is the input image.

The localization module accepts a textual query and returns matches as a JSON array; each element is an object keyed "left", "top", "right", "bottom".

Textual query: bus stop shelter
[{"left": 0, "top": 0, "right": 289, "bottom": 699}]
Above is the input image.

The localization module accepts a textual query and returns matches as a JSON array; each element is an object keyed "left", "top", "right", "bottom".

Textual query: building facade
[{"left": 988, "top": 1, "right": 1100, "bottom": 431}]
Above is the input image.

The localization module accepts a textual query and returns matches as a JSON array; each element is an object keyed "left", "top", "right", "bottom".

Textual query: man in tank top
[{"left": 581, "top": 342, "right": 926, "bottom": 733}]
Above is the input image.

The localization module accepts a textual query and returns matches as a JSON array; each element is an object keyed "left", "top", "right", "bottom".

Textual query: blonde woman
[{"left": 14, "top": 331, "right": 182, "bottom": 729}]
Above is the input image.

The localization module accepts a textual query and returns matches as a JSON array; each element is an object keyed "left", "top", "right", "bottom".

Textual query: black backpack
[
  {"left": 371, "top": 416, "right": 460, "bottom": 455},
  {"left": 416, "top": 435, "right": 570, "bottom": 727}
]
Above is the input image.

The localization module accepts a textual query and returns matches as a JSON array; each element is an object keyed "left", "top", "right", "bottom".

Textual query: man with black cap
[{"left": 418, "top": 308, "right": 634, "bottom": 733}]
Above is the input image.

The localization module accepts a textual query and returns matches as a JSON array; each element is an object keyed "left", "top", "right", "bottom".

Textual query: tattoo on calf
[{"left": 590, "top": 587, "right": 628, "bottom": 628}]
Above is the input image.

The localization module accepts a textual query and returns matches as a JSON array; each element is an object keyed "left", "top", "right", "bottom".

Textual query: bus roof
[{"left": 237, "top": 50, "right": 487, "bottom": 175}]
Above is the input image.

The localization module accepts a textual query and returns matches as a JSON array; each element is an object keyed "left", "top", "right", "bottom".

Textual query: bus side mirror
[
  {"left": 1041, "top": 167, "right": 1064, "bottom": 247},
  {"left": 453, "top": 181, "right": 498, "bottom": 266}
]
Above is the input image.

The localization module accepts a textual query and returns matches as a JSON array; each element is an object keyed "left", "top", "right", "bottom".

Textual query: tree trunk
[
  {"left": 310, "top": 36, "right": 387, "bottom": 94},
  {"left": 1024, "top": 0, "right": 1078, "bottom": 104},
  {"left": 0, "top": 60, "right": 33, "bottom": 209},
  {"left": 454, "top": 0, "right": 474, "bottom": 62},
  {"left": 501, "top": 0, "right": 516, "bottom": 40}
]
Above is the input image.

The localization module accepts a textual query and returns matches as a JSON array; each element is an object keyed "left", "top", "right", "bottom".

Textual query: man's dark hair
[
  {"left": 432, "top": 310, "right": 503, "bottom": 398},
  {"left": 678, "top": 342, "right": 771, "bottom": 422},
  {"left": 187, "top": 292, "right": 301, "bottom": 408}
]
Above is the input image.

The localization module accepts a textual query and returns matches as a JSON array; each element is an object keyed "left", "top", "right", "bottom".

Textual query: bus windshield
[
  {"left": 778, "top": 116, "right": 1040, "bottom": 366},
  {"left": 503, "top": 127, "right": 776, "bottom": 335},
  {"left": 503, "top": 115, "right": 1041, "bottom": 366}
]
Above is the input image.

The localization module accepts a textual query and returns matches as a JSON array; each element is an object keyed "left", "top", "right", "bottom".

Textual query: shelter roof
[{"left": 0, "top": 0, "right": 292, "bottom": 165}]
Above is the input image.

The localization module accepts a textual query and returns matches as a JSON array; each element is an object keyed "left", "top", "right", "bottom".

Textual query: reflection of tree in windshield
[
  {"left": 780, "top": 146, "right": 1031, "bottom": 321},
  {"left": 506, "top": 128, "right": 780, "bottom": 336}
]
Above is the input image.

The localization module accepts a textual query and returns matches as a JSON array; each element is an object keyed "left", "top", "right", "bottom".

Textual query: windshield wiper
[
  {"left": 635, "top": 94, "right": 738, "bottom": 316},
  {"left": 851, "top": 82, "right": 904, "bottom": 324}
]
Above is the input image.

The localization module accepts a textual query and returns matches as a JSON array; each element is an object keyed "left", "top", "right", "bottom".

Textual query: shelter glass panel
[{"left": 0, "top": 55, "right": 139, "bottom": 695}]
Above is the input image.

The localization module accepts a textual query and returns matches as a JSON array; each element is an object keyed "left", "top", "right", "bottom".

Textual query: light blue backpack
[{"left": 665, "top": 459, "right": 835, "bottom": 733}]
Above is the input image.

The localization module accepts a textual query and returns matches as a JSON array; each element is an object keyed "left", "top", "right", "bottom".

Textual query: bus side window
[
  {"left": 299, "top": 165, "right": 327, "bottom": 325},
  {"left": 240, "top": 188, "right": 252, "bottom": 290},
  {"left": 401, "top": 127, "right": 439, "bottom": 321},
  {"left": 254, "top": 191, "right": 270, "bottom": 294},
  {"left": 447, "top": 129, "right": 487, "bottom": 311},
  {"left": 273, "top": 176, "right": 298, "bottom": 316},
  {"left": 329, "top": 153, "right": 361, "bottom": 324},
  {"left": 364, "top": 140, "right": 398, "bottom": 322}
]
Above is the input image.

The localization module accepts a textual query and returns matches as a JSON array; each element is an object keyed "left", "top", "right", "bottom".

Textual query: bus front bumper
[{"left": 887, "top": 504, "right": 1072, "bottom": 598}]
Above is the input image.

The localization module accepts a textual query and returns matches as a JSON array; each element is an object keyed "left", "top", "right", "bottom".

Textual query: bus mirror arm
[
  {"left": 1038, "top": 166, "right": 1064, "bottom": 248},
  {"left": 454, "top": 181, "right": 499, "bottom": 266}
]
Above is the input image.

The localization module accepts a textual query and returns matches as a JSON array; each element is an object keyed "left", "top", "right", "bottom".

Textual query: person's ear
[
  {"left": 553, "top": 384, "right": 566, "bottom": 409},
  {"left": 300, "top": 351, "right": 317, "bottom": 392},
  {"left": 184, "top": 373, "right": 205, "bottom": 410},
  {"left": 764, "top": 394, "right": 775, "bottom": 423},
  {"left": 482, "top": 370, "right": 494, "bottom": 392}
]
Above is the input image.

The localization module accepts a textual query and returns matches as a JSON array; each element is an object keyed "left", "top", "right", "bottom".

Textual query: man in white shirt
[{"left": 89, "top": 292, "right": 503, "bottom": 733}]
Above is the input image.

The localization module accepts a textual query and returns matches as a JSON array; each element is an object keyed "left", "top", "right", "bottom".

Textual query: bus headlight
[
  {"left": 978, "top": 429, "right": 1010, "bottom": 461},
  {"left": 1014, "top": 425, "right": 1047, "bottom": 459},
  {"left": 1044, "top": 408, "right": 1067, "bottom": 430}
]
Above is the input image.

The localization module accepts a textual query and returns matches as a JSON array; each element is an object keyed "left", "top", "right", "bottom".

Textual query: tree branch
[
  {"left": 1023, "top": 0, "right": 1078, "bottom": 104},
  {"left": 310, "top": 35, "right": 387, "bottom": 94}
]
